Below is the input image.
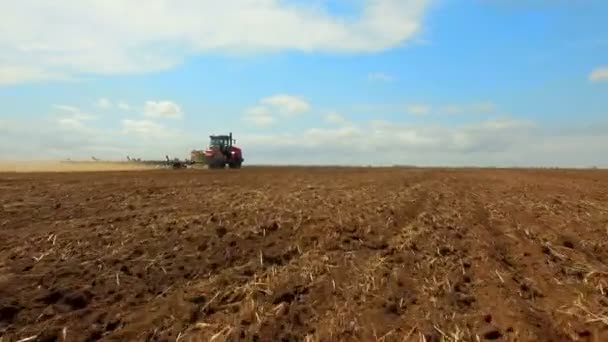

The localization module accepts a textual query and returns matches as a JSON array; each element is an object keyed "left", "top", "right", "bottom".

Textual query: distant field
[
  {"left": 0, "top": 161, "right": 157, "bottom": 173},
  {"left": 1, "top": 167, "right": 608, "bottom": 341}
]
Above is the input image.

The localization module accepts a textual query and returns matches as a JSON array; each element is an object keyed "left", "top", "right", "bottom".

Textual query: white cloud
[
  {"left": 244, "top": 106, "right": 275, "bottom": 127},
  {"left": 244, "top": 94, "right": 311, "bottom": 126},
  {"left": 118, "top": 102, "right": 131, "bottom": 111},
  {"left": 0, "top": 66, "right": 67, "bottom": 85},
  {"left": 245, "top": 115, "right": 276, "bottom": 127},
  {"left": 306, "top": 125, "right": 362, "bottom": 142},
  {"left": 326, "top": 112, "right": 348, "bottom": 125},
  {"left": 246, "top": 106, "right": 272, "bottom": 117},
  {"left": 144, "top": 101, "right": 183, "bottom": 119},
  {"left": 248, "top": 118, "right": 529, "bottom": 155},
  {"left": 368, "top": 72, "right": 394, "bottom": 82},
  {"left": 53, "top": 105, "right": 80, "bottom": 114},
  {"left": 2, "top": 113, "right": 607, "bottom": 167},
  {"left": 403, "top": 102, "right": 495, "bottom": 116},
  {"left": 57, "top": 117, "right": 85, "bottom": 129},
  {"left": 239, "top": 117, "right": 608, "bottom": 167},
  {"left": 441, "top": 104, "right": 465, "bottom": 114},
  {"left": 0, "top": 117, "right": 193, "bottom": 161},
  {"left": 97, "top": 98, "right": 113, "bottom": 109},
  {"left": 471, "top": 102, "right": 496, "bottom": 113},
  {"left": 53, "top": 104, "right": 95, "bottom": 129},
  {"left": 407, "top": 104, "right": 430, "bottom": 116},
  {"left": 589, "top": 67, "right": 608, "bottom": 82},
  {"left": 0, "top": 118, "right": 125, "bottom": 160},
  {"left": 0, "top": 0, "right": 430, "bottom": 84},
  {"left": 122, "top": 119, "right": 165, "bottom": 135},
  {"left": 260, "top": 95, "right": 311, "bottom": 116},
  {"left": 439, "top": 102, "right": 496, "bottom": 115}
]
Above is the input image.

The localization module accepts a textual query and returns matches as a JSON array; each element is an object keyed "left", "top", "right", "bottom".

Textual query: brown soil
[{"left": 1, "top": 167, "right": 608, "bottom": 341}]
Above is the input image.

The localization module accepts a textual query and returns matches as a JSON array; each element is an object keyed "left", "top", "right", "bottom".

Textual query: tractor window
[{"left": 210, "top": 137, "right": 230, "bottom": 148}]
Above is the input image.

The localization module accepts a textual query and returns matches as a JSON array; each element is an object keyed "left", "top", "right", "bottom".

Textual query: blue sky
[{"left": 1, "top": 0, "right": 607, "bottom": 166}]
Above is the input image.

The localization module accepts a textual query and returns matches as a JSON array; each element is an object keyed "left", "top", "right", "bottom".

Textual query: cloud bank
[
  {"left": 239, "top": 119, "right": 607, "bottom": 167},
  {"left": 2, "top": 104, "right": 606, "bottom": 168},
  {"left": 0, "top": 0, "right": 430, "bottom": 85}
]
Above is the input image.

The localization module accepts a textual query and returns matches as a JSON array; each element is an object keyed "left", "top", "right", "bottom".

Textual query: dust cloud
[{"left": 0, "top": 161, "right": 155, "bottom": 173}]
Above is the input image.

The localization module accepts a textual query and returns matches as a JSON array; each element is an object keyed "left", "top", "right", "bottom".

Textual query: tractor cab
[
  {"left": 210, "top": 134, "right": 232, "bottom": 149},
  {"left": 209, "top": 133, "right": 236, "bottom": 156}
]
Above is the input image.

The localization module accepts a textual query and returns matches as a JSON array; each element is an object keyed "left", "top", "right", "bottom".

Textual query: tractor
[{"left": 192, "top": 132, "right": 244, "bottom": 169}]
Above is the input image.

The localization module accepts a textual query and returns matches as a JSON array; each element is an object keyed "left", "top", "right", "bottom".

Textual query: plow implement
[{"left": 126, "top": 132, "right": 244, "bottom": 170}]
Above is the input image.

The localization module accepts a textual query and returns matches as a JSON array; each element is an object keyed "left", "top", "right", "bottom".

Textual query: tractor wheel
[
  {"left": 206, "top": 153, "right": 226, "bottom": 169},
  {"left": 229, "top": 162, "right": 241, "bottom": 169}
]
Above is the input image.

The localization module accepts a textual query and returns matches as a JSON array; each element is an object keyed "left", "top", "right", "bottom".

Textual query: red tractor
[{"left": 193, "top": 132, "right": 244, "bottom": 169}]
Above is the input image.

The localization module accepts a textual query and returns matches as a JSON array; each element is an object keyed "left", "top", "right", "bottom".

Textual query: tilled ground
[{"left": 1, "top": 167, "right": 608, "bottom": 341}]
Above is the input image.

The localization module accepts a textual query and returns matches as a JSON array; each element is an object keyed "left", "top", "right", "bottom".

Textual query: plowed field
[{"left": 1, "top": 167, "right": 608, "bottom": 341}]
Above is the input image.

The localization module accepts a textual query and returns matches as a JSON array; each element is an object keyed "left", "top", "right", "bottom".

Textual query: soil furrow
[{"left": 1, "top": 168, "right": 608, "bottom": 341}]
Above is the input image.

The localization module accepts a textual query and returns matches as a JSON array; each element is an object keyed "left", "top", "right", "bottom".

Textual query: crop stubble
[{"left": 1, "top": 167, "right": 608, "bottom": 341}]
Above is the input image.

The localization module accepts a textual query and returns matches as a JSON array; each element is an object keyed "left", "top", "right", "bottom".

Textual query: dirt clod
[
  {"left": 63, "top": 290, "right": 93, "bottom": 310},
  {"left": 215, "top": 226, "right": 228, "bottom": 238},
  {"left": 0, "top": 303, "right": 21, "bottom": 324},
  {"left": 86, "top": 325, "right": 103, "bottom": 342},
  {"left": 562, "top": 240, "right": 575, "bottom": 249},
  {"left": 482, "top": 327, "right": 503, "bottom": 340}
]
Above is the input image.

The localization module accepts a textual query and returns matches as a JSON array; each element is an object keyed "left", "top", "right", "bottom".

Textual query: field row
[{"left": 1, "top": 168, "right": 607, "bottom": 341}]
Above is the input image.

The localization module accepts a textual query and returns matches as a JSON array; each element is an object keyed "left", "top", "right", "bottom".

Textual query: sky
[{"left": 1, "top": 0, "right": 607, "bottom": 167}]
